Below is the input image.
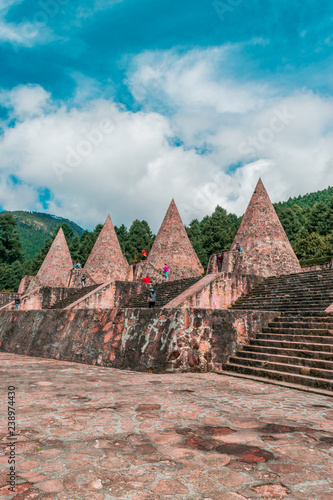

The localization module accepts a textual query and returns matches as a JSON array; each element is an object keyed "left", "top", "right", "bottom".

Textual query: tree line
[{"left": 0, "top": 191, "right": 332, "bottom": 291}]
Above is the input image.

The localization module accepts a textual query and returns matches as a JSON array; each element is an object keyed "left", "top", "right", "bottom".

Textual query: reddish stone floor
[{"left": 0, "top": 353, "right": 332, "bottom": 500}]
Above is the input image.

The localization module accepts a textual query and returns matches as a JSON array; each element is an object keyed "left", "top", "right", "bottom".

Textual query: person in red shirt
[{"left": 142, "top": 249, "right": 147, "bottom": 259}]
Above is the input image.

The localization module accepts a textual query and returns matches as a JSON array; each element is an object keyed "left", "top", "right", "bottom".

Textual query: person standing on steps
[
  {"left": 14, "top": 293, "right": 21, "bottom": 311},
  {"left": 236, "top": 243, "right": 242, "bottom": 253},
  {"left": 164, "top": 264, "right": 169, "bottom": 279},
  {"left": 147, "top": 288, "right": 156, "bottom": 308},
  {"left": 142, "top": 249, "right": 147, "bottom": 259},
  {"left": 81, "top": 274, "right": 86, "bottom": 288}
]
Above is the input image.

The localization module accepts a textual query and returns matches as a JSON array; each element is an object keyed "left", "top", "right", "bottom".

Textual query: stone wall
[
  {"left": 0, "top": 292, "right": 15, "bottom": 308},
  {"left": 301, "top": 261, "right": 333, "bottom": 273},
  {"left": 15, "top": 287, "right": 80, "bottom": 311},
  {"left": 18, "top": 276, "right": 41, "bottom": 295},
  {"left": 0, "top": 308, "right": 277, "bottom": 373},
  {"left": 164, "top": 273, "right": 263, "bottom": 309}
]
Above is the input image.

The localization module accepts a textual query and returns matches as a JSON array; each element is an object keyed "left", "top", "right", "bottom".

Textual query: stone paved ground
[{"left": 0, "top": 353, "right": 332, "bottom": 500}]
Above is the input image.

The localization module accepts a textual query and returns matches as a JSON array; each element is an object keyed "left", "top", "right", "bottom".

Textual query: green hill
[
  {"left": 1, "top": 211, "right": 84, "bottom": 259},
  {"left": 275, "top": 186, "right": 333, "bottom": 209}
]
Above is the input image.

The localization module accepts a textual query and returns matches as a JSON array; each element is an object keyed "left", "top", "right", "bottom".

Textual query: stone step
[
  {"left": 244, "top": 280, "right": 333, "bottom": 288},
  {"left": 222, "top": 363, "right": 333, "bottom": 391},
  {"left": 263, "top": 271, "right": 333, "bottom": 281},
  {"left": 126, "top": 277, "right": 202, "bottom": 308},
  {"left": 232, "top": 306, "right": 329, "bottom": 312},
  {"left": 228, "top": 357, "right": 333, "bottom": 380},
  {"left": 235, "top": 298, "right": 333, "bottom": 305},
  {"left": 230, "top": 350, "right": 333, "bottom": 370},
  {"left": 268, "top": 321, "right": 333, "bottom": 329},
  {"left": 262, "top": 327, "right": 333, "bottom": 336},
  {"left": 281, "top": 312, "right": 333, "bottom": 318},
  {"left": 244, "top": 290, "right": 333, "bottom": 302},
  {"left": 243, "top": 344, "right": 333, "bottom": 360},
  {"left": 48, "top": 285, "right": 99, "bottom": 309},
  {"left": 248, "top": 285, "right": 333, "bottom": 294},
  {"left": 253, "top": 281, "right": 333, "bottom": 290},
  {"left": 251, "top": 339, "right": 333, "bottom": 352},
  {"left": 256, "top": 333, "right": 333, "bottom": 344}
]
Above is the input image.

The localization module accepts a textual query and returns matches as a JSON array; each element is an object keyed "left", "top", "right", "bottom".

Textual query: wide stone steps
[
  {"left": 125, "top": 276, "right": 202, "bottom": 308},
  {"left": 262, "top": 326, "right": 333, "bottom": 336},
  {"left": 231, "top": 269, "right": 333, "bottom": 312},
  {"left": 227, "top": 357, "right": 333, "bottom": 380},
  {"left": 257, "top": 333, "right": 333, "bottom": 344},
  {"left": 224, "top": 308, "right": 333, "bottom": 391},
  {"left": 268, "top": 321, "right": 333, "bottom": 328},
  {"left": 232, "top": 303, "right": 332, "bottom": 311},
  {"left": 230, "top": 351, "right": 333, "bottom": 370},
  {"left": 48, "top": 285, "right": 99, "bottom": 309},
  {"left": 252, "top": 338, "right": 333, "bottom": 351},
  {"left": 243, "top": 345, "right": 333, "bottom": 360},
  {"left": 224, "top": 363, "right": 333, "bottom": 390}
]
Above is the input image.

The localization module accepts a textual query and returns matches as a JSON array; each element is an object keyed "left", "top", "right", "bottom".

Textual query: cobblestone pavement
[{"left": 0, "top": 353, "right": 332, "bottom": 500}]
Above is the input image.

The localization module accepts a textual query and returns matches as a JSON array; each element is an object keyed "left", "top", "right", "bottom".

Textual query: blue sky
[{"left": 0, "top": 0, "right": 333, "bottom": 229}]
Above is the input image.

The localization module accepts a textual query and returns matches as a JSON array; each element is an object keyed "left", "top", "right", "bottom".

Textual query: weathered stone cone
[
  {"left": 147, "top": 199, "right": 203, "bottom": 280},
  {"left": 37, "top": 227, "right": 73, "bottom": 287},
  {"left": 84, "top": 215, "right": 129, "bottom": 283},
  {"left": 231, "top": 179, "right": 301, "bottom": 277}
]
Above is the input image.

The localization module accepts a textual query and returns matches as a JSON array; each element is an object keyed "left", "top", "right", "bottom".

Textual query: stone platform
[{"left": 0, "top": 353, "right": 332, "bottom": 499}]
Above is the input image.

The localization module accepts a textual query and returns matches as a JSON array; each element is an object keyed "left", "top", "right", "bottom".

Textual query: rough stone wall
[
  {"left": 36, "top": 228, "right": 73, "bottom": 287},
  {"left": 23, "top": 276, "right": 42, "bottom": 294},
  {"left": 146, "top": 200, "right": 204, "bottom": 281},
  {"left": 301, "top": 261, "right": 333, "bottom": 273},
  {"left": 0, "top": 293, "right": 15, "bottom": 307},
  {"left": 84, "top": 215, "right": 129, "bottom": 283},
  {"left": 9, "top": 287, "right": 79, "bottom": 311},
  {"left": 230, "top": 179, "right": 301, "bottom": 278},
  {"left": 0, "top": 308, "right": 277, "bottom": 373},
  {"left": 165, "top": 273, "right": 263, "bottom": 309},
  {"left": 69, "top": 281, "right": 150, "bottom": 310},
  {"left": 18, "top": 276, "right": 35, "bottom": 295}
]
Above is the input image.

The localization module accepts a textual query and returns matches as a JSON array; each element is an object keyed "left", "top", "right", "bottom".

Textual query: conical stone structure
[
  {"left": 147, "top": 199, "right": 204, "bottom": 280},
  {"left": 231, "top": 178, "right": 301, "bottom": 277},
  {"left": 37, "top": 227, "right": 73, "bottom": 287},
  {"left": 84, "top": 215, "right": 129, "bottom": 283}
]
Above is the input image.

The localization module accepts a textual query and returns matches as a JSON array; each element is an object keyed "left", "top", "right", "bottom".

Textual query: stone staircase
[
  {"left": 223, "top": 269, "right": 333, "bottom": 391},
  {"left": 231, "top": 269, "right": 333, "bottom": 312},
  {"left": 223, "top": 312, "right": 333, "bottom": 390},
  {"left": 48, "top": 285, "right": 99, "bottom": 309},
  {"left": 125, "top": 277, "right": 202, "bottom": 308}
]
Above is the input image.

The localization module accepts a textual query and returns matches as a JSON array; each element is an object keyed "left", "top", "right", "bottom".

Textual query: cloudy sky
[{"left": 0, "top": 0, "right": 333, "bottom": 231}]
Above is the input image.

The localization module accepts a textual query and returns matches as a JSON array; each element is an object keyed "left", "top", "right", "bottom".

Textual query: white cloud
[
  {"left": 0, "top": 0, "right": 60, "bottom": 46},
  {"left": 1, "top": 48, "right": 333, "bottom": 231},
  {"left": 0, "top": 85, "right": 53, "bottom": 120}
]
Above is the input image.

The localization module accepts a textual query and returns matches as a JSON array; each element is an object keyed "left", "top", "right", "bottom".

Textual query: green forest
[{"left": 0, "top": 186, "right": 332, "bottom": 292}]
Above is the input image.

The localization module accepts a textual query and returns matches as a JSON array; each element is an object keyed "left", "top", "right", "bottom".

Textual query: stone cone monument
[
  {"left": 37, "top": 227, "right": 73, "bottom": 287},
  {"left": 147, "top": 199, "right": 204, "bottom": 280},
  {"left": 84, "top": 215, "right": 129, "bottom": 283},
  {"left": 231, "top": 178, "right": 301, "bottom": 277}
]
